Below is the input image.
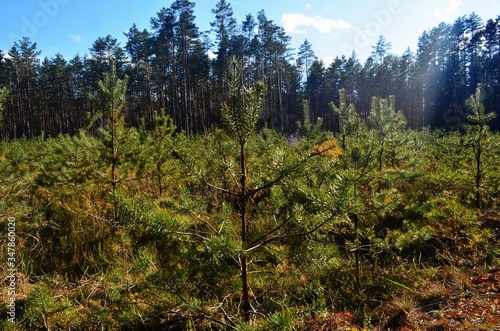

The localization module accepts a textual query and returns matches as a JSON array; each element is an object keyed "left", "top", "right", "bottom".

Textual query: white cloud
[
  {"left": 429, "top": 0, "right": 464, "bottom": 20},
  {"left": 1, "top": 51, "right": 12, "bottom": 61},
  {"left": 446, "top": 0, "right": 464, "bottom": 14},
  {"left": 322, "top": 56, "right": 336, "bottom": 65},
  {"left": 281, "top": 13, "right": 352, "bottom": 34},
  {"left": 305, "top": 3, "right": 313, "bottom": 10},
  {"left": 68, "top": 34, "right": 82, "bottom": 43}
]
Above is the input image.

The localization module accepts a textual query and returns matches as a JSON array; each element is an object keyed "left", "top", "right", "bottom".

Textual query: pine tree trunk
[
  {"left": 112, "top": 108, "right": 118, "bottom": 222},
  {"left": 475, "top": 142, "right": 481, "bottom": 209},
  {"left": 239, "top": 142, "right": 251, "bottom": 322}
]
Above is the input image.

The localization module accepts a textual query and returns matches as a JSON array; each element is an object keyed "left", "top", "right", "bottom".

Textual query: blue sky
[{"left": 0, "top": 0, "right": 498, "bottom": 64}]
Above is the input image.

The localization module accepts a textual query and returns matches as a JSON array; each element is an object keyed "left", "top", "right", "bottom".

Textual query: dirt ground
[
  {"left": 301, "top": 269, "right": 500, "bottom": 331},
  {"left": 406, "top": 268, "right": 500, "bottom": 331}
]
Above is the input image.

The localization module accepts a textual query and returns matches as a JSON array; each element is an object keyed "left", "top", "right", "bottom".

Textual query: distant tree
[
  {"left": 368, "top": 36, "right": 396, "bottom": 100},
  {"left": 306, "top": 59, "right": 327, "bottom": 122},
  {"left": 124, "top": 24, "right": 155, "bottom": 125},
  {"left": 88, "top": 35, "right": 126, "bottom": 83},
  {"left": 172, "top": 0, "right": 199, "bottom": 134},
  {"left": 483, "top": 17, "right": 500, "bottom": 128},
  {"left": 371, "top": 35, "right": 392, "bottom": 64},
  {"left": 395, "top": 48, "right": 416, "bottom": 127},
  {"left": 150, "top": 6, "right": 177, "bottom": 121},
  {"left": 465, "top": 13, "right": 484, "bottom": 92},
  {"left": 211, "top": 0, "right": 237, "bottom": 98},
  {"left": 327, "top": 52, "right": 361, "bottom": 115},
  {"left": 68, "top": 54, "right": 90, "bottom": 131},
  {"left": 280, "top": 61, "right": 302, "bottom": 131},
  {"left": 8, "top": 37, "right": 40, "bottom": 137},
  {"left": 0, "top": 86, "right": 9, "bottom": 127},
  {"left": 297, "top": 39, "right": 316, "bottom": 83},
  {"left": 38, "top": 54, "right": 75, "bottom": 135},
  {"left": 256, "top": 10, "right": 292, "bottom": 130},
  {"left": 241, "top": 13, "right": 257, "bottom": 84},
  {"left": 190, "top": 40, "right": 213, "bottom": 131}
]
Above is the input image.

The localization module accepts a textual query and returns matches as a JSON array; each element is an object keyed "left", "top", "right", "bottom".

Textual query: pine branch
[
  {"left": 245, "top": 213, "right": 337, "bottom": 252},
  {"left": 246, "top": 214, "right": 295, "bottom": 251},
  {"left": 247, "top": 147, "right": 331, "bottom": 199},
  {"left": 172, "top": 149, "right": 238, "bottom": 197},
  {"left": 246, "top": 178, "right": 351, "bottom": 252}
]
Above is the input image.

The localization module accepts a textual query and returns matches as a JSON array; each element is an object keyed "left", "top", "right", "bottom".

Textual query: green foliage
[
  {"left": 137, "top": 110, "right": 178, "bottom": 196},
  {"left": 264, "top": 309, "right": 299, "bottom": 331},
  {"left": 466, "top": 85, "right": 497, "bottom": 127},
  {"left": 94, "top": 64, "right": 139, "bottom": 222},
  {"left": 222, "top": 57, "right": 267, "bottom": 145},
  {"left": 23, "top": 285, "right": 71, "bottom": 330},
  {"left": 368, "top": 95, "right": 406, "bottom": 134},
  {"left": 2, "top": 10, "right": 500, "bottom": 331},
  {"left": 34, "top": 131, "right": 100, "bottom": 187},
  {"left": 297, "top": 99, "right": 325, "bottom": 141},
  {"left": 368, "top": 95, "right": 407, "bottom": 171},
  {"left": 463, "top": 85, "right": 497, "bottom": 208},
  {"left": 331, "top": 88, "right": 364, "bottom": 150}
]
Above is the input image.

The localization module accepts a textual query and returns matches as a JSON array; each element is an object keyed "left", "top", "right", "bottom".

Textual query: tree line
[{"left": 0, "top": 0, "right": 499, "bottom": 139}]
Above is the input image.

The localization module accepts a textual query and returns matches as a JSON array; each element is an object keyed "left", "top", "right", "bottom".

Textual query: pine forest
[{"left": 0, "top": 1, "right": 500, "bottom": 330}]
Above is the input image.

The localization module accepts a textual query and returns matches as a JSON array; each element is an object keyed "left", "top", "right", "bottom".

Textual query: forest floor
[
  {"left": 301, "top": 268, "right": 500, "bottom": 330},
  {"left": 404, "top": 268, "right": 500, "bottom": 331},
  {"left": 300, "top": 209, "right": 500, "bottom": 331}
]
